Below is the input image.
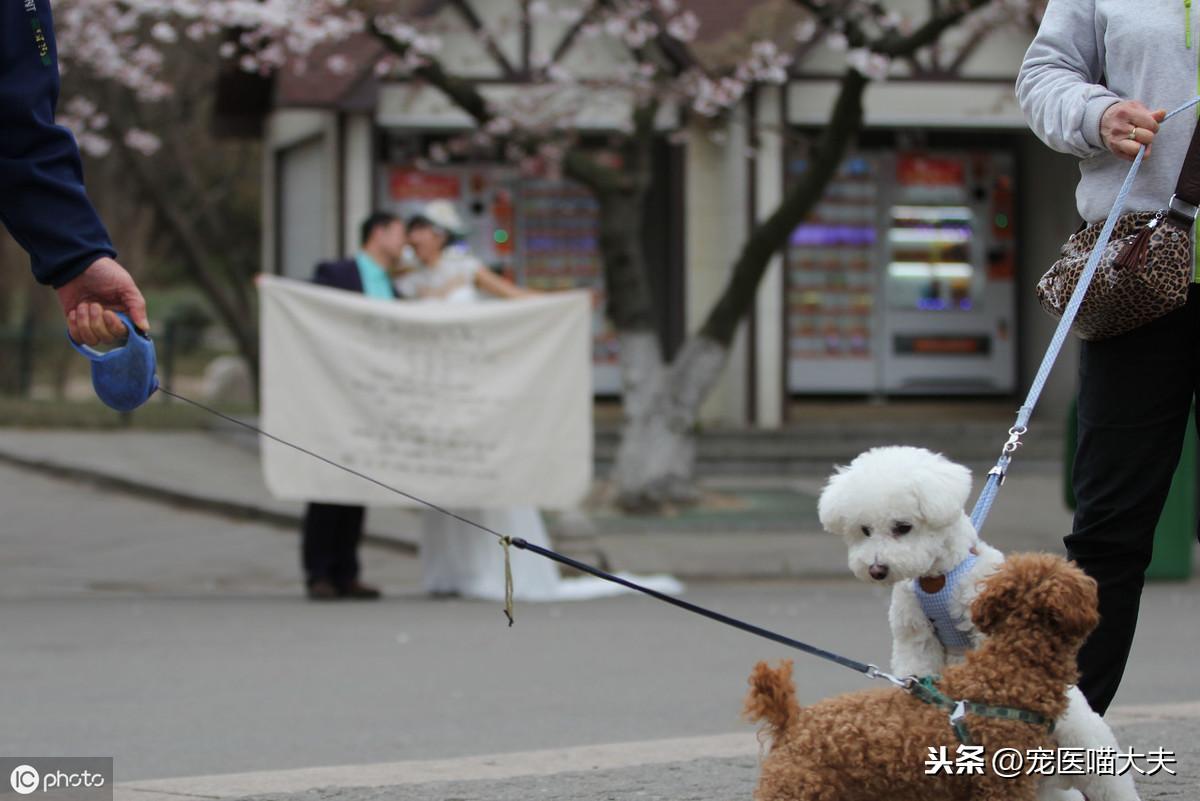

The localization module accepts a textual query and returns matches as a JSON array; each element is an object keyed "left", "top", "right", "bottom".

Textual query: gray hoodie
[{"left": 1016, "top": 0, "right": 1199, "bottom": 223}]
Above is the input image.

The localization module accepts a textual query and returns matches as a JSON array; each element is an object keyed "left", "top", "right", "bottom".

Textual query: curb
[
  {"left": 0, "top": 448, "right": 418, "bottom": 555},
  {"left": 0, "top": 446, "right": 842, "bottom": 580}
]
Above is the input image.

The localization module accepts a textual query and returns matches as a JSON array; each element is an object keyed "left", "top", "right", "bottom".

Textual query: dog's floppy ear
[
  {"left": 817, "top": 465, "right": 852, "bottom": 534},
  {"left": 971, "top": 555, "right": 1026, "bottom": 634},
  {"left": 1040, "top": 558, "right": 1100, "bottom": 639},
  {"left": 911, "top": 453, "right": 972, "bottom": 529},
  {"left": 972, "top": 553, "right": 1100, "bottom": 638}
]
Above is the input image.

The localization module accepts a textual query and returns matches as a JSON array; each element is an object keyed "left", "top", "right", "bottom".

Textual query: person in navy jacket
[
  {"left": 2, "top": 0, "right": 149, "bottom": 345},
  {"left": 302, "top": 212, "right": 408, "bottom": 600}
]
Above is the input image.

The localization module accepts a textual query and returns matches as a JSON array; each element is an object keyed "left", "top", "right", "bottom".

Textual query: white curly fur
[{"left": 818, "top": 446, "right": 1140, "bottom": 801}]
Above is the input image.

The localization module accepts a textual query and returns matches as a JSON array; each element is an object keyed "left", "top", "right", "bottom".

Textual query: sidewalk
[
  {"left": 110, "top": 711, "right": 1197, "bottom": 801},
  {"left": 0, "top": 423, "right": 1116, "bottom": 580}
]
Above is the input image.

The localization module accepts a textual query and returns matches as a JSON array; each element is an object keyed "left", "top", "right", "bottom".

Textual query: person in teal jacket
[{"left": 2, "top": 0, "right": 149, "bottom": 345}]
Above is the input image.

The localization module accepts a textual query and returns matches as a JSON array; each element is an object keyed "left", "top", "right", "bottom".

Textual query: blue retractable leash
[
  {"left": 68, "top": 312, "right": 159, "bottom": 412},
  {"left": 970, "top": 95, "right": 1200, "bottom": 532}
]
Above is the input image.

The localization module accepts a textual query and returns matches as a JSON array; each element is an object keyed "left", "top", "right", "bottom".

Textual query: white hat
[{"left": 417, "top": 199, "right": 467, "bottom": 237}]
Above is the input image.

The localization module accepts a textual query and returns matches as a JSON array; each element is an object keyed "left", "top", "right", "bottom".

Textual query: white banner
[{"left": 258, "top": 275, "right": 593, "bottom": 508}]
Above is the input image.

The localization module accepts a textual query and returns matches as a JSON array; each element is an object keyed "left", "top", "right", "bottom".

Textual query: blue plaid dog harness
[{"left": 914, "top": 551, "right": 978, "bottom": 650}]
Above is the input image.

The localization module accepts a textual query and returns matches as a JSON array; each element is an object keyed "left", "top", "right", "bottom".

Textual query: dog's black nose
[{"left": 868, "top": 564, "right": 889, "bottom": 580}]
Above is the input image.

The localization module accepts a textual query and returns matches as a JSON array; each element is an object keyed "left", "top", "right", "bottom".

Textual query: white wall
[
  {"left": 262, "top": 110, "right": 340, "bottom": 278},
  {"left": 342, "top": 114, "right": 375, "bottom": 252},
  {"left": 686, "top": 110, "right": 751, "bottom": 426},
  {"left": 753, "top": 87, "right": 785, "bottom": 427}
]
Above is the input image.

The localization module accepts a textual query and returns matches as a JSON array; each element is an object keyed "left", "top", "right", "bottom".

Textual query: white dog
[{"left": 818, "top": 446, "right": 1139, "bottom": 801}]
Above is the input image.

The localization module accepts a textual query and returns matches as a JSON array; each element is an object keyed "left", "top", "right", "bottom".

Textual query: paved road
[{"left": 1, "top": 462, "right": 1196, "bottom": 799}]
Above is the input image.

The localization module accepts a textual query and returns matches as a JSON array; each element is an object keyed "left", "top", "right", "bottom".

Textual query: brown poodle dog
[{"left": 744, "top": 553, "right": 1099, "bottom": 801}]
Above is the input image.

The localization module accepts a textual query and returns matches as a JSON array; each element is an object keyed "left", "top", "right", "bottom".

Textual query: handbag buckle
[{"left": 1166, "top": 194, "right": 1200, "bottom": 226}]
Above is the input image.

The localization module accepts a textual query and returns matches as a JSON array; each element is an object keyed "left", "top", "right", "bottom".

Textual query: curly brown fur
[
  {"left": 744, "top": 554, "right": 1098, "bottom": 801},
  {"left": 745, "top": 660, "right": 802, "bottom": 744}
]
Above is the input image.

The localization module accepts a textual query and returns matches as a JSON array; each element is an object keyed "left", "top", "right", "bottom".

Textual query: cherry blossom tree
[
  {"left": 54, "top": 1, "right": 265, "bottom": 385},
  {"left": 53, "top": 0, "right": 1044, "bottom": 508}
]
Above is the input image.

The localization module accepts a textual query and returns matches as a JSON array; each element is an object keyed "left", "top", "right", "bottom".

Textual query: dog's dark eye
[
  {"left": 892, "top": 522, "right": 913, "bottom": 536},
  {"left": 861, "top": 526, "right": 872, "bottom": 537}
]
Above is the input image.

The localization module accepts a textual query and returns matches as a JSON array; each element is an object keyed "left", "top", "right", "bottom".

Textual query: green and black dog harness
[{"left": 909, "top": 675, "right": 1056, "bottom": 747}]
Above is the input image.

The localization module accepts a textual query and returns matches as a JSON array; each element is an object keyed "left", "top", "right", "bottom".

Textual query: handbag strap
[{"left": 1167, "top": 113, "right": 1200, "bottom": 227}]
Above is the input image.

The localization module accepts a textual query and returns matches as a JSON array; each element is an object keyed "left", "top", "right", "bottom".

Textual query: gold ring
[{"left": 1128, "top": 127, "right": 1138, "bottom": 141}]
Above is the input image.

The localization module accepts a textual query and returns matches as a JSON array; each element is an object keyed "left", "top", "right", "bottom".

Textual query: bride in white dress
[{"left": 398, "top": 200, "right": 680, "bottom": 602}]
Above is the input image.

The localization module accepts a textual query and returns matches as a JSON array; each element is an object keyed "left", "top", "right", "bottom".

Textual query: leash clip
[
  {"left": 866, "top": 664, "right": 914, "bottom": 690},
  {"left": 1001, "top": 425, "right": 1027, "bottom": 455}
]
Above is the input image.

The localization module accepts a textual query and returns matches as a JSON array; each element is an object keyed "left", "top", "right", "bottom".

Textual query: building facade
[{"left": 247, "top": 1, "right": 1081, "bottom": 428}]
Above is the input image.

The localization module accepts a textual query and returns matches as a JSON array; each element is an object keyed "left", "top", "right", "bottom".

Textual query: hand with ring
[{"left": 1100, "top": 100, "right": 1167, "bottom": 161}]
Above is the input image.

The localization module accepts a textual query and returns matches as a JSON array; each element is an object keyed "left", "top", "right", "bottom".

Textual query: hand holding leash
[
  {"left": 1100, "top": 100, "right": 1166, "bottom": 161},
  {"left": 56, "top": 256, "right": 151, "bottom": 345}
]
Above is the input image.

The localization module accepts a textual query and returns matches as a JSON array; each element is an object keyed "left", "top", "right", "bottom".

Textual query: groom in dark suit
[{"left": 302, "top": 212, "right": 408, "bottom": 600}]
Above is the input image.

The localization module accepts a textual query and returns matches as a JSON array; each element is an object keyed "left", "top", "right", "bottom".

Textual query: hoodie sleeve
[
  {"left": 1016, "top": 0, "right": 1120, "bottom": 158},
  {"left": 0, "top": 0, "right": 117, "bottom": 288}
]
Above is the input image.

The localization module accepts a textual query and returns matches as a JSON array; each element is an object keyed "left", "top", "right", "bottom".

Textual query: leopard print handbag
[{"left": 1036, "top": 210, "right": 1193, "bottom": 341}]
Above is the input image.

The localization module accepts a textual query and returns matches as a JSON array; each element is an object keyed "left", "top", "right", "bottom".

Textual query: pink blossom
[
  {"left": 666, "top": 11, "right": 698, "bottom": 42},
  {"left": 76, "top": 132, "right": 112, "bottom": 158},
  {"left": 123, "top": 128, "right": 162, "bottom": 156},
  {"left": 326, "top": 54, "right": 351, "bottom": 75},
  {"left": 794, "top": 19, "right": 818, "bottom": 42},
  {"left": 151, "top": 22, "right": 178, "bottom": 43},
  {"left": 846, "top": 48, "right": 891, "bottom": 80}
]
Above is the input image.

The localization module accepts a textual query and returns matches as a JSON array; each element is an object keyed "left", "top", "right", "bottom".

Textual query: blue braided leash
[{"left": 971, "top": 96, "right": 1200, "bottom": 532}]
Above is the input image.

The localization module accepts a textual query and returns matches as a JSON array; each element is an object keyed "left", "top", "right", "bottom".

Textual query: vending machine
[
  {"left": 516, "top": 179, "right": 621, "bottom": 394},
  {"left": 880, "top": 153, "right": 1016, "bottom": 393},
  {"left": 785, "top": 154, "right": 879, "bottom": 393},
  {"left": 786, "top": 149, "right": 1017, "bottom": 396}
]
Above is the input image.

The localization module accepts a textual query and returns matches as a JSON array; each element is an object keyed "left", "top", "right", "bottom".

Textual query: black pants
[
  {"left": 1067, "top": 285, "right": 1200, "bottom": 714},
  {"left": 302, "top": 503, "right": 364, "bottom": 589}
]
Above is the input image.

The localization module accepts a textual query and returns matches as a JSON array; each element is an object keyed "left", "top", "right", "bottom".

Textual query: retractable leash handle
[{"left": 68, "top": 312, "right": 159, "bottom": 412}]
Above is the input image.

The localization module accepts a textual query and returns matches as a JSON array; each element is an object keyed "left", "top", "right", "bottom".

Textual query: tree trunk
[
  {"left": 611, "top": 332, "right": 729, "bottom": 510},
  {"left": 589, "top": 180, "right": 702, "bottom": 511},
  {"left": 116, "top": 139, "right": 261, "bottom": 395},
  {"left": 611, "top": 70, "right": 869, "bottom": 510}
]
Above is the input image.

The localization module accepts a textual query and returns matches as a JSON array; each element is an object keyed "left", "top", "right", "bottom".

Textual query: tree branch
[
  {"left": 790, "top": 0, "right": 992, "bottom": 58},
  {"left": 698, "top": 68, "right": 869, "bottom": 345},
  {"left": 875, "top": 0, "right": 993, "bottom": 57},
  {"left": 368, "top": 19, "right": 494, "bottom": 126},
  {"left": 644, "top": 7, "right": 705, "bottom": 77},
  {"left": 111, "top": 126, "right": 258, "bottom": 374},
  {"left": 791, "top": 0, "right": 872, "bottom": 50},
  {"left": 446, "top": 0, "right": 520, "bottom": 79},
  {"left": 562, "top": 149, "right": 628, "bottom": 195},
  {"left": 946, "top": 25, "right": 992, "bottom": 75},
  {"left": 520, "top": 0, "right": 532, "bottom": 75},
  {"left": 550, "top": 0, "right": 606, "bottom": 65}
]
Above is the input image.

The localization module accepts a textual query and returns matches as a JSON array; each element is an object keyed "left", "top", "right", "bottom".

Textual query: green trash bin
[{"left": 1064, "top": 400, "right": 1195, "bottom": 581}]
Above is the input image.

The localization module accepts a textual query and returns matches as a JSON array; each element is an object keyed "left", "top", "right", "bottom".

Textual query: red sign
[
  {"left": 897, "top": 155, "right": 964, "bottom": 187},
  {"left": 389, "top": 169, "right": 460, "bottom": 201}
]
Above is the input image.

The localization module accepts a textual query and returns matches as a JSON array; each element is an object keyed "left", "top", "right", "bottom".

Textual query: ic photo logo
[
  {"left": 10, "top": 765, "right": 39, "bottom": 795},
  {"left": 4, "top": 761, "right": 108, "bottom": 798}
]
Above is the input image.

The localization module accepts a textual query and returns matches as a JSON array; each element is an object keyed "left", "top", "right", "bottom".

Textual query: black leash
[
  {"left": 158, "top": 387, "right": 893, "bottom": 682},
  {"left": 511, "top": 537, "right": 877, "bottom": 676}
]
